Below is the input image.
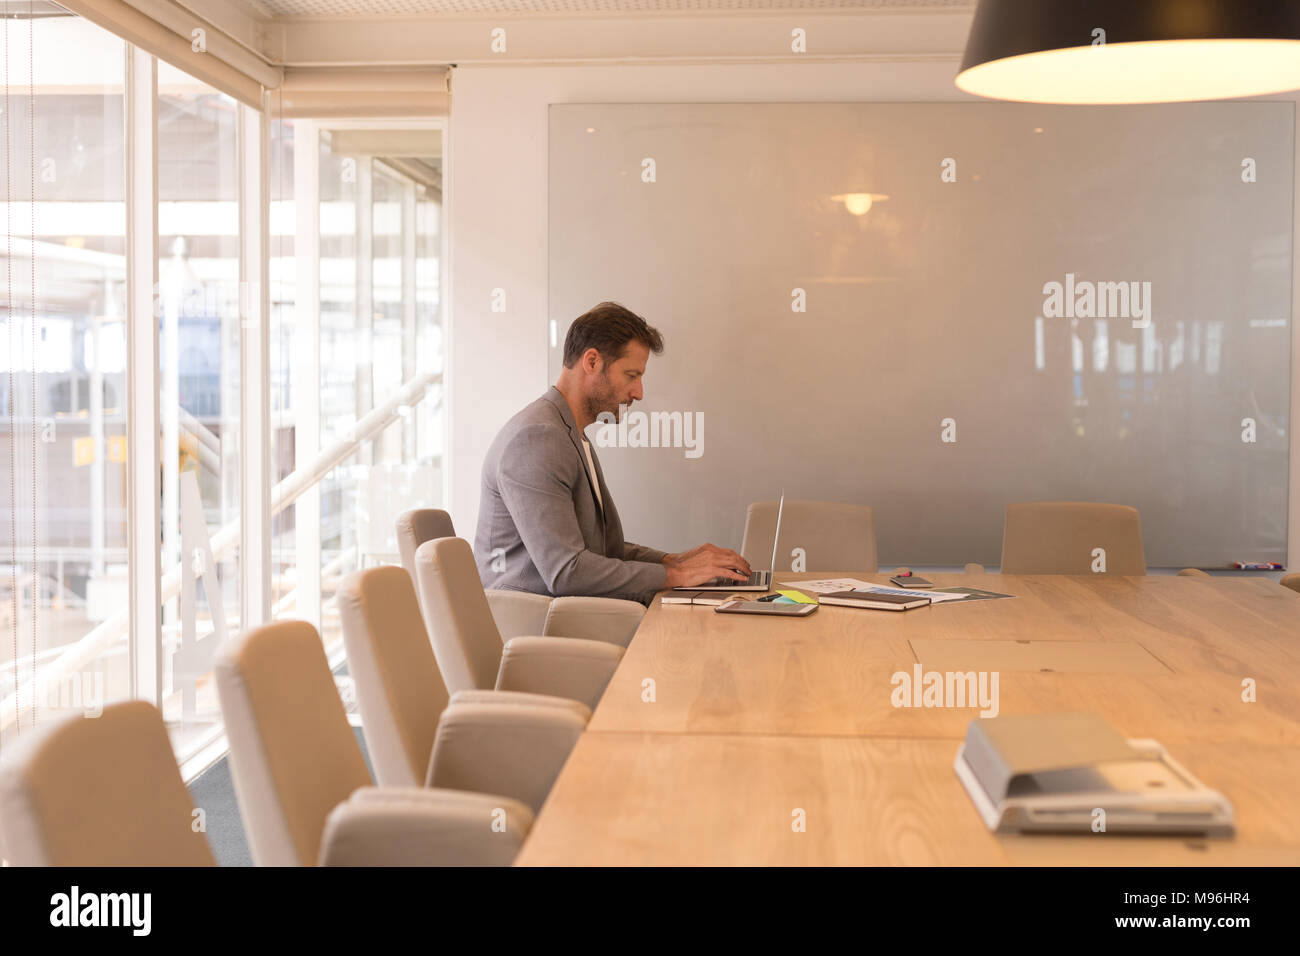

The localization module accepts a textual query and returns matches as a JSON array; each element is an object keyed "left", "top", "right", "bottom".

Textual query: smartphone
[
  {"left": 890, "top": 574, "right": 933, "bottom": 588},
  {"left": 715, "top": 600, "right": 818, "bottom": 616}
]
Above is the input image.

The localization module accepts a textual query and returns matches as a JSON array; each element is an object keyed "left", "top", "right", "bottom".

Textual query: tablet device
[{"left": 715, "top": 599, "right": 818, "bottom": 617}]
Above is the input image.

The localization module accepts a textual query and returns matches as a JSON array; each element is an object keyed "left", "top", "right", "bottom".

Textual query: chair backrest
[
  {"left": 741, "top": 499, "right": 878, "bottom": 573},
  {"left": 338, "top": 565, "right": 453, "bottom": 788},
  {"left": 214, "top": 620, "right": 372, "bottom": 867},
  {"left": 414, "top": 536, "right": 505, "bottom": 694},
  {"left": 1000, "top": 501, "right": 1146, "bottom": 575},
  {"left": 395, "top": 509, "right": 457, "bottom": 617},
  {"left": 0, "top": 700, "right": 215, "bottom": 866}
]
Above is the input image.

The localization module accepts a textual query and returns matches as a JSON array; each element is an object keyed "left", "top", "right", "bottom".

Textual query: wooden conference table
[{"left": 515, "top": 572, "right": 1300, "bottom": 865}]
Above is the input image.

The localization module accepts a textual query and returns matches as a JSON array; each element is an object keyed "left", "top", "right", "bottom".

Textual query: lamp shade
[{"left": 956, "top": 0, "right": 1300, "bottom": 104}]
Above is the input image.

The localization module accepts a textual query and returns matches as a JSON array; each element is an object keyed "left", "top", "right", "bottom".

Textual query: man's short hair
[{"left": 562, "top": 301, "right": 664, "bottom": 369}]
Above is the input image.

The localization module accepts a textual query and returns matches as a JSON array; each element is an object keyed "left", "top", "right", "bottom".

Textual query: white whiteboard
[{"left": 548, "top": 102, "right": 1293, "bottom": 568}]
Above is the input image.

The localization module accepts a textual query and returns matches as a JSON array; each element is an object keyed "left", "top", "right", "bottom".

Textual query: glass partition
[{"left": 156, "top": 63, "right": 240, "bottom": 759}]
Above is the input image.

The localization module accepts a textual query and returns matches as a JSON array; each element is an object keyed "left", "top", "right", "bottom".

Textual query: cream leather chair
[
  {"left": 0, "top": 700, "right": 215, "bottom": 866},
  {"left": 741, "top": 499, "right": 878, "bottom": 573},
  {"left": 338, "top": 563, "right": 593, "bottom": 798},
  {"left": 1000, "top": 501, "right": 1146, "bottom": 575},
  {"left": 215, "top": 620, "right": 535, "bottom": 866},
  {"left": 396, "top": 508, "right": 645, "bottom": 646},
  {"left": 410, "top": 539, "right": 623, "bottom": 710}
]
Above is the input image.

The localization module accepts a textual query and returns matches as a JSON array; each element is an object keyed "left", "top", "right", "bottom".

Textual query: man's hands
[{"left": 663, "top": 544, "right": 752, "bottom": 590}]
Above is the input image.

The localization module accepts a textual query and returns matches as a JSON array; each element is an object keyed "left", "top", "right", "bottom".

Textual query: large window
[
  {"left": 317, "top": 129, "right": 362, "bottom": 646},
  {"left": 0, "top": 13, "right": 128, "bottom": 746},
  {"left": 156, "top": 64, "right": 241, "bottom": 758},
  {"left": 1, "top": 5, "right": 446, "bottom": 771},
  {"left": 269, "top": 118, "right": 297, "bottom": 618},
  {"left": 314, "top": 128, "right": 443, "bottom": 655}
]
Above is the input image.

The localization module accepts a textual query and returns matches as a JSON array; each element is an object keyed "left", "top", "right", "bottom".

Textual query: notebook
[
  {"left": 818, "top": 590, "right": 931, "bottom": 611},
  {"left": 661, "top": 591, "right": 752, "bottom": 607}
]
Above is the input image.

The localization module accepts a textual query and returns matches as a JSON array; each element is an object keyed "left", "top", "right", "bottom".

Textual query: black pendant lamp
[{"left": 956, "top": 0, "right": 1300, "bottom": 104}]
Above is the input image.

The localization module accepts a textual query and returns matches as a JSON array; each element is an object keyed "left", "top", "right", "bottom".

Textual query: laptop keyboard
[{"left": 701, "top": 570, "right": 768, "bottom": 588}]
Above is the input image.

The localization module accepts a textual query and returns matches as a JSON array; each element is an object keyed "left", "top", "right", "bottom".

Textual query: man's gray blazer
[{"left": 475, "top": 387, "right": 669, "bottom": 603}]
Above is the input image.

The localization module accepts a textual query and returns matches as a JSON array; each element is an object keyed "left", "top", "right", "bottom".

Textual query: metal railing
[{"left": 0, "top": 370, "right": 440, "bottom": 734}]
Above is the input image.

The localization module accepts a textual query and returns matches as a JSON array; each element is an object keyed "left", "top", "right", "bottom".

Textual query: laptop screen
[{"left": 768, "top": 491, "right": 785, "bottom": 573}]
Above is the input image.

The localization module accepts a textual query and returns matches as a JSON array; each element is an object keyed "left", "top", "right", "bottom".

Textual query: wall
[
  {"left": 447, "top": 59, "right": 973, "bottom": 540},
  {"left": 447, "top": 62, "right": 1300, "bottom": 571}
]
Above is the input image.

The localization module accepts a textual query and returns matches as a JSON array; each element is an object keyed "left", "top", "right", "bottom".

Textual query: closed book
[
  {"left": 819, "top": 590, "right": 931, "bottom": 611},
  {"left": 954, "top": 713, "right": 1235, "bottom": 835}
]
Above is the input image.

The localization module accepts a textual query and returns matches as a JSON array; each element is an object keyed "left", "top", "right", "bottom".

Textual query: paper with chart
[
  {"left": 777, "top": 578, "right": 969, "bottom": 603},
  {"left": 775, "top": 577, "right": 876, "bottom": 594}
]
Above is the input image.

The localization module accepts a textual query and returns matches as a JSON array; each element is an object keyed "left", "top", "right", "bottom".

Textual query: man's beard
[{"left": 585, "top": 369, "right": 622, "bottom": 422}]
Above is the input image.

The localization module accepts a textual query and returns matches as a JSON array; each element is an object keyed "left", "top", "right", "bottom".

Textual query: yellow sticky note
[{"left": 777, "top": 589, "right": 818, "bottom": 605}]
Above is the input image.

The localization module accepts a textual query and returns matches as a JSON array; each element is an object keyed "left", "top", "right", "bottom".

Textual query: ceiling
[{"left": 256, "top": 0, "right": 974, "bottom": 17}]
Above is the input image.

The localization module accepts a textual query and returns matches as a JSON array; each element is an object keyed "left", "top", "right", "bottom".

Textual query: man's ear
[{"left": 582, "top": 347, "right": 602, "bottom": 373}]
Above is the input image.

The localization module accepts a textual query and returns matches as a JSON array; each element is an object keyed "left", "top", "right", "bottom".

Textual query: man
[{"left": 475, "top": 301, "right": 750, "bottom": 604}]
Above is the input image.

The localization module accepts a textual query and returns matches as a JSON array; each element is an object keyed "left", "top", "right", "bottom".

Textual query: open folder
[{"left": 954, "top": 713, "right": 1234, "bottom": 836}]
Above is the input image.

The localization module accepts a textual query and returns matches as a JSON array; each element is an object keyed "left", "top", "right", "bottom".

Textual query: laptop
[{"left": 675, "top": 492, "right": 784, "bottom": 591}]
